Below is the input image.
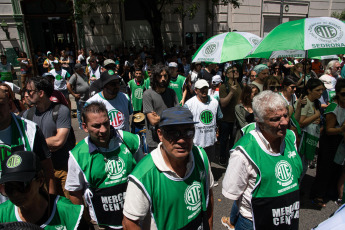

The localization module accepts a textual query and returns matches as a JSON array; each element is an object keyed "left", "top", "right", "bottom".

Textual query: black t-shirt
[{"left": 201, "top": 70, "right": 215, "bottom": 85}]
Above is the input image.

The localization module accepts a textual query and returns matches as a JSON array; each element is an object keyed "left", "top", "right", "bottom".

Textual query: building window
[{"left": 185, "top": 32, "right": 205, "bottom": 46}]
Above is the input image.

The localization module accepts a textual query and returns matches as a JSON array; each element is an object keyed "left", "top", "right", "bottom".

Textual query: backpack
[{"left": 25, "top": 103, "right": 76, "bottom": 151}]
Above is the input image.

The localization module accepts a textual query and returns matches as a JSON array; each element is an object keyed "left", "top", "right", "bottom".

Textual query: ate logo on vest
[
  {"left": 275, "top": 160, "right": 293, "bottom": 187},
  {"left": 184, "top": 182, "right": 202, "bottom": 212},
  {"left": 200, "top": 110, "right": 213, "bottom": 125},
  {"left": 108, "top": 109, "right": 125, "bottom": 129},
  {"left": 105, "top": 157, "right": 126, "bottom": 180},
  {"left": 134, "top": 88, "right": 143, "bottom": 99},
  {"left": 55, "top": 226, "right": 67, "bottom": 230}
]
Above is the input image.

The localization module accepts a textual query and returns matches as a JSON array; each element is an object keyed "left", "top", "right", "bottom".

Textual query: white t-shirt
[
  {"left": 123, "top": 143, "right": 214, "bottom": 229},
  {"left": 86, "top": 92, "right": 133, "bottom": 131},
  {"left": 50, "top": 69, "right": 69, "bottom": 91},
  {"left": 184, "top": 96, "right": 221, "bottom": 148}
]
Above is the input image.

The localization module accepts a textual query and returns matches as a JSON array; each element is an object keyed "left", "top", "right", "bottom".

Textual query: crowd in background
[{"left": 1, "top": 43, "right": 345, "bottom": 229}]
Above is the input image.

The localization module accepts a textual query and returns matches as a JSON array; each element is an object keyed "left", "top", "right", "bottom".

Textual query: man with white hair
[{"left": 222, "top": 91, "right": 303, "bottom": 230}]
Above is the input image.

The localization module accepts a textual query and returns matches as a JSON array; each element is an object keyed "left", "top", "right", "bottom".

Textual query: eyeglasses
[
  {"left": 269, "top": 85, "right": 282, "bottom": 91},
  {"left": 2, "top": 179, "right": 35, "bottom": 196},
  {"left": 163, "top": 128, "right": 195, "bottom": 140},
  {"left": 339, "top": 92, "right": 345, "bottom": 97}
]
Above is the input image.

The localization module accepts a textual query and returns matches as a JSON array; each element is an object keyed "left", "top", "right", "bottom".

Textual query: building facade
[{"left": 0, "top": 0, "right": 344, "bottom": 66}]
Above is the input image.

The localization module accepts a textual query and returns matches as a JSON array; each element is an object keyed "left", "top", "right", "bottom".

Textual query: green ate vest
[
  {"left": 0, "top": 195, "right": 83, "bottom": 230},
  {"left": 144, "top": 78, "right": 150, "bottom": 90},
  {"left": 70, "top": 130, "right": 139, "bottom": 228},
  {"left": 169, "top": 75, "right": 186, "bottom": 105},
  {"left": 1, "top": 114, "right": 34, "bottom": 173},
  {"left": 128, "top": 79, "right": 145, "bottom": 112},
  {"left": 130, "top": 146, "right": 210, "bottom": 230},
  {"left": 233, "top": 129, "right": 302, "bottom": 230}
]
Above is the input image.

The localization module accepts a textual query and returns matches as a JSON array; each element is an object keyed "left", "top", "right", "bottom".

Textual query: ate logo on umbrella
[
  {"left": 308, "top": 21, "right": 343, "bottom": 43},
  {"left": 314, "top": 25, "right": 338, "bottom": 39},
  {"left": 203, "top": 42, "right": 219, "bottom": 56}
]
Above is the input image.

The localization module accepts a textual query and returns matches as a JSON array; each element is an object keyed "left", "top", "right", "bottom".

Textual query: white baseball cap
[
  {"left": 168, "top": 62, "right": 178, "bottom": 68},
  {"left": 212, "top": 75, "right": 223, "bottom": 85},
  {"left": 195, "top": 79, "right": 209, "bottom": 89}
]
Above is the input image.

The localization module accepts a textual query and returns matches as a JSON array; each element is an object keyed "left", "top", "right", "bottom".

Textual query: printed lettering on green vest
[
  {"left": 275, "top": 160, "right": 298, "bottom": 194},
  {"left": 105, "top": 157, "right": 126, "bottom": 181},
  {"left": 200, "top": 110, "right": 213, "bottom": 125},
  {"left": 184, "top": 181, "right": 202, "bottom": 218},
  {"left": 134, "top": 88, "right": 143, "bottom": 99}
]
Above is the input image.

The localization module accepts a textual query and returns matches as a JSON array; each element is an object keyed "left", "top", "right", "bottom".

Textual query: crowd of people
[{"left": 0, "top": 44, "right": 344, "bottom": 229}]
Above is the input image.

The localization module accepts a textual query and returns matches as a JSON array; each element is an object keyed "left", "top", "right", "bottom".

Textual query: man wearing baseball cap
[
  {"left": 0, "top": 151, "right": 84, "bottom": 229},
  {"left": 168, "top": 62, "right": 187, "bottom": 105},
  {"left": 184, "top": 79, "right": 222, "bottom": 163},
  {"left": 123, "top": 106, "right": 214, "bottom": 229},
  {"left": 86, "top": 69, "right": 133, "bottom": 131},
  {"left": 89, "top": 59, "right": 127, "bottom": 97}
]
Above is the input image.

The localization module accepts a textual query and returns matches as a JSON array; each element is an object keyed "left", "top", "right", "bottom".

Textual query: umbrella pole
[{"left": 303, "top": 50, "right": 308, "bottom": 87}]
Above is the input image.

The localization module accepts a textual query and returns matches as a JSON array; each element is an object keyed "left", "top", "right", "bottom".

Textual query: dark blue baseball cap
[{"left": 159, "top": 107, "right": 198, "bottom": 127}]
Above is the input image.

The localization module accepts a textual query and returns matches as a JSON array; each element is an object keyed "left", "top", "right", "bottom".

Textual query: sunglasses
[
  {"left": 2, "top": 179, "right": 35, "bottom": 196},
  {"left": 163, "top": 129, "right": 195, "bottom": 140},
  {"left": 339, "top": 92, "right": 345, "bottom": 97},
  {"left": 269, "top": 85, "right": 282, "bottom": 91},
  {"left": 336, "top": 66, "right": 342, "bottom": 70},
  {"left": 290, "top": 86, "right": 297, "bottom": 90}
]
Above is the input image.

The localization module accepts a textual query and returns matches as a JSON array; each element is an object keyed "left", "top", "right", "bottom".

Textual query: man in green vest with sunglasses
[
  {"left": 123, "top": 106, "right": 214, "bottom": 229},
  {"left": 222, "top": 90, "right": 303, "bottom": 230}
]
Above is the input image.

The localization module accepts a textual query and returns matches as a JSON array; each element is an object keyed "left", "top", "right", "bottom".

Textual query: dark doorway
[{"left": 21, "top": 1, "right": 76, "bottom": 53}]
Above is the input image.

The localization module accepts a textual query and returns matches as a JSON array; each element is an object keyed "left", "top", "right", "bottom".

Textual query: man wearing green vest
[
  {"left": 0, "top": 89, "right": 55, "bottom": 204},
  {"left": 222, "top": 91, "right": 303, "bottom": 230},
  {"left": 65, "top": 102, "right": 143, "bottom": 229},
  {"left": 168, "top": 62, "right": 187, "bottom": 106},
  {"left": 123, "top": 106, "right": 214, "bottom": 230},
  {"left": 128, "top": 67, "right": 146, "bottom": 113},
  {"left": 0, "top": 55, "right": 15, "bottom": 82}
]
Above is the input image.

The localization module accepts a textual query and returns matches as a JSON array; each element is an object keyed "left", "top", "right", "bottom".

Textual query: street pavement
[{"left": 70, "top": 97, "right": 338, "bottom": 230}]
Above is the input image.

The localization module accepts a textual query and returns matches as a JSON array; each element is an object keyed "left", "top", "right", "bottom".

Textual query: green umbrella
[
  {"left": 192, "top": 32, "right": 261, "bottom": 63},
  {"left": 247, "top": 17, "right": 345, "bottom": 59}
]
